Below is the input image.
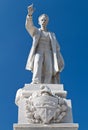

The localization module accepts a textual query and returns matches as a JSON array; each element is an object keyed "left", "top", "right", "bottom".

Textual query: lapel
[
  {"left": 49, "top": 32, "right": 59, "bottom": 74},
  {"left": 49, "top": 32, "right": 56, "bottom": 52}
]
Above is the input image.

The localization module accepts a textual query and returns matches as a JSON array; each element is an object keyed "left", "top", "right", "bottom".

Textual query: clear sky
[{"left": 0, "top": 0, "right": 88, "bottom": 130}]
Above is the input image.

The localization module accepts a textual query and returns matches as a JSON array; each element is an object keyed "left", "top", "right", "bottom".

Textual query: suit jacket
[{"left": 25, "top": 15, "right": 64, "bottom": 75}]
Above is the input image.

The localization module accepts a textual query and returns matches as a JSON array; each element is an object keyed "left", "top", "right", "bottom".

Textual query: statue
[
  {"left": 14, "top": 4, "right": 79, "bottom": 130},
  {"left": 25, "top": 4, "right": 64, "bottom": 84}
]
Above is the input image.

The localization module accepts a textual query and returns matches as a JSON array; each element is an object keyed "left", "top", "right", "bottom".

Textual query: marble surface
[
  {"left": 25, "top": 4, "right": 64, "bottom": 84},
  {"left": 25, "top": 85, "right": 68, "bottom": 124},
  {"left": 13, "top": 123, "right": 79, "bottom": 130},
  {"left": 15, "top": 84, "right": 73, "bottom": 124}
]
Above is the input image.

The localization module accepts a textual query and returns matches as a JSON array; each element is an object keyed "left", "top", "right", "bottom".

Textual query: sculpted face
[{"left": 38, "top": 14, "right": 49, "bottom": 28}]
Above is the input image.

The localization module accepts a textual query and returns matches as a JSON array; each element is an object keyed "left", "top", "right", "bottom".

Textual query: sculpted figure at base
[{"left": 25, "top": 4, "right": 64, "bottom": 84}]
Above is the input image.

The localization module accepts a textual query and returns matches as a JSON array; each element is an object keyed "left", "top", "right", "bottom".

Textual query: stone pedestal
[
  {"left": 13, "top": 84, "right": 79, "bottom": 130},
  {"left": 14, "top": 123, "right": 78, "bottom": 130}
]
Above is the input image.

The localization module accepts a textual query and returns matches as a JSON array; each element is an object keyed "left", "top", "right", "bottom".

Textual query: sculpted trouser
[{"left": 32, "top": 50, "right": 52, "bottom": 83}]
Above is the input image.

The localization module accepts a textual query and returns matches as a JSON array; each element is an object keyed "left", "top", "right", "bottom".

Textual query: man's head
[{"left": 38, "top": 14, "right": 49, "bottom": 27}]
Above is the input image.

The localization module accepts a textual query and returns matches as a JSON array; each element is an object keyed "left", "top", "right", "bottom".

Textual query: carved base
[
  {"left": 15, "top": 84, "right": 73, "bottom": 124},
  {"left": 14, "top": 84, "right": 79, "bottom": 130},
  {"left": 13, "top": 123, "right": 79, "bottom": 130}
]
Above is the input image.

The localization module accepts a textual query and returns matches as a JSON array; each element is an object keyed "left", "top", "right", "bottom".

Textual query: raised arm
[{"left": 25, "top": 4, "right": 37, "bottom": 37}]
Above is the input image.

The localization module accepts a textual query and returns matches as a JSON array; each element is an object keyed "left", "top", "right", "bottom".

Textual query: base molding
[{"left": 13, "top": 123, "right": 79, "bottom": 130}]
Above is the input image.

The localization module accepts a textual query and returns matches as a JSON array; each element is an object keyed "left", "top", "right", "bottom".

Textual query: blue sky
[{"left": 0, "top": 0, "right": 88, "bottom": 130}]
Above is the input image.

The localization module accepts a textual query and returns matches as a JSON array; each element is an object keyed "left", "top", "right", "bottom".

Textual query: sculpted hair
[{"left": 38, "top": 14, "right": 49, "bottom": 23}]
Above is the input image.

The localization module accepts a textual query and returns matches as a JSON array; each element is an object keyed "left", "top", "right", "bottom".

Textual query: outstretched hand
[{"left": 28, "top": 4, "right": 35, "bottom": 15}]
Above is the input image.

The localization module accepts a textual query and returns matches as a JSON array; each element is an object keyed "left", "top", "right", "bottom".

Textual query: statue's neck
[{"left": 40, "top": 26, "right": 47, "bottom": 31}]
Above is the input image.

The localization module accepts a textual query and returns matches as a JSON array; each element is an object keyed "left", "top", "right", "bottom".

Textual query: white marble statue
[
  {"left": 25, "top": 85, "right": 67, "bottom": 124},
  {"left": 25, "top": 4, "right": 64, "bottom": 84},
  {"left": 14, "top": 4, "right": 79, "bottom": 130}
]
